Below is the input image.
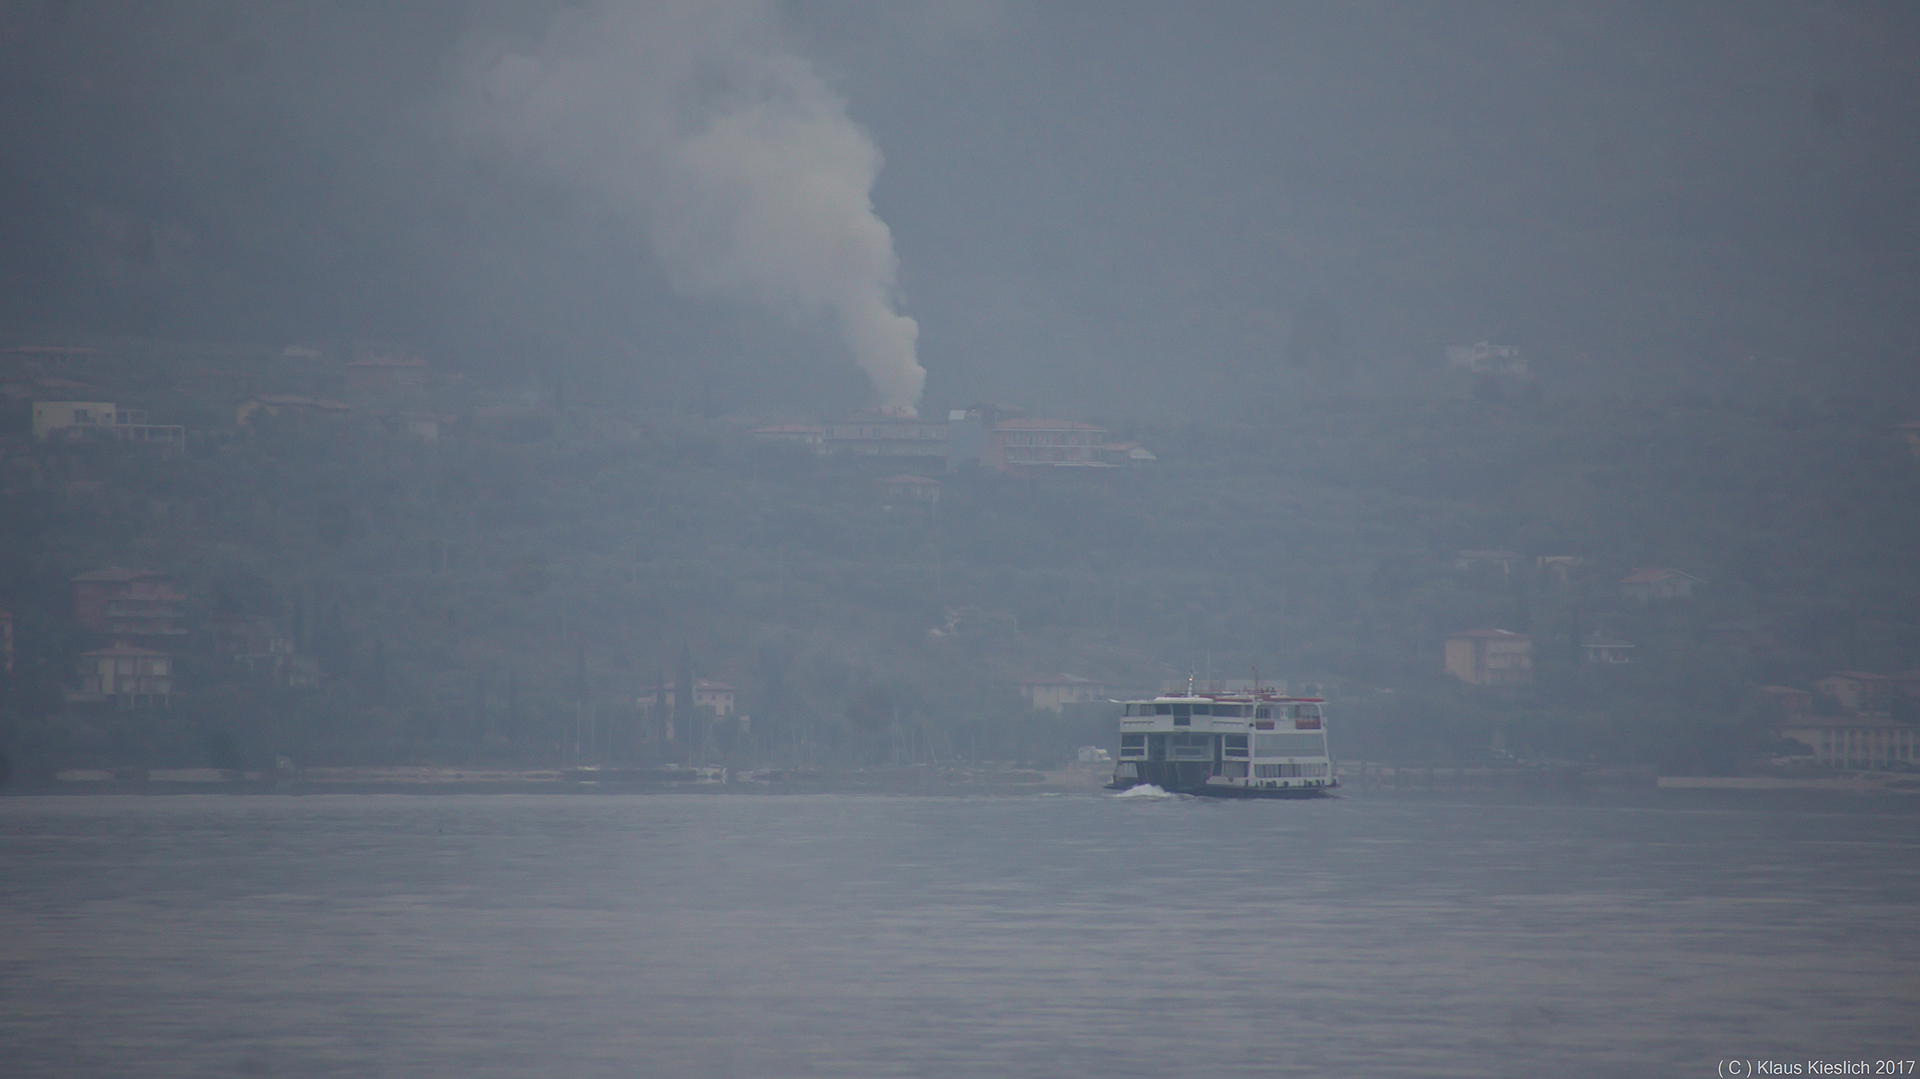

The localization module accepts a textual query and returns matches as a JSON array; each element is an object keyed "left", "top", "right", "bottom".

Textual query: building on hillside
[
  {"left": 0, "top": 608, "right": 12, "bottom": 674},
  {"left": 346, "top": 353, "right": 430, "bottom": 393},
  {"left": 1018, "top": 674, "right": 1109, "bottom": 712},
  {"left": 31, "top": 401, "right": 184, "bottom": 446},
  {"left": 237, "top": 394, "right": 355, "bottom": 427},
  {"left": 1774, "top": 713, "right": 1918, "bottom": 770},
  {"left": 74, "top": 643, "right": 174, "bottom": 706},
  {"left": 1759, "top": 685, "right": 1814, "bottom": 716},
  {"left": 1536, "top": 555, "right": 1584, "bottom": 585},
  {"left": 987, "top": 418, "right": 1110, "bottom": 470},
  {"left": 1445, "top": 342, "right": 1527, "bottom": 375},
  {"left": 210, "top": 618, "right": 320, "bottom": 689},
  {"left": 944, "top": 403, "right": 1025, "bottom": 471},
  {"left": 748, "top": 424, "right": 826, "bottom": 449},
  {"left": 1620, "top": 568, "right": 1704, "bottom": 601},
  {"left": 823, "top": 407, "right": 948, "bottom": 458},
  {"left": 1815, "top": 671, "right": 1920, "bottom": 714},
  {"left": 1581, "top": 633, "right": 1635, "bottom": 665},
  {"left": 1444, "top": 629, "right": 1533, "bottom": 685},
  {"left": 638, "top": 679, "right": 737, "bottom": 716},
  {"left": 1453, "top": 549, "right": 1522, "bottom": 577},
  {"left": 72, "top": 568, "right": 188, "bottom": 639},
  {"left": 882, "top": 474, "right": 941, "bottom": 506}
]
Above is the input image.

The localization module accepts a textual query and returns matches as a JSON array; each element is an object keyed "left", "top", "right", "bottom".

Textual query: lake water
[{"left": 3, "top": 789, "right": 1917, "bottom": 1077}]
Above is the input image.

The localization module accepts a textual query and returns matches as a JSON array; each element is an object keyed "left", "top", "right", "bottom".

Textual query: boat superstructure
[{"left": 1108, "top": 688, "right": 1336, "bottom": 798}]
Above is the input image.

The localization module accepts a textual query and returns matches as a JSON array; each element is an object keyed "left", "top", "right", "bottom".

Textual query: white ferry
[{"left": 1108, "top": 687, "right": 1336, "bottom": 798}]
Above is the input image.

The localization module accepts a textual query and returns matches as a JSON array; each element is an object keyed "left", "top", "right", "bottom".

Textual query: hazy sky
[{"left": 1, "top": 0, "right": 1916, "bottom": 414}]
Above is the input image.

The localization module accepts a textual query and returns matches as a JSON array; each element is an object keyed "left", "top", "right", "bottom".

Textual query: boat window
[
  {"left": 1170, "top": 733, "right": 1213, "bottom": 760},
  {"left": 1154, "top": 703, "right": 1173, "bottom": 716},
  {"left": 1120, "top": 734, "right": 1146, "bottom": 758},
  {"left": 1215, "top": 704, "right": 1246, "bottom": 718},
  {"left": 1255, "top": 732, "right": 1326, "bottom": 757},
  {"left": 1254, "top": 706, "right": 1272, "bottom": 720},
  {"left": 1192, "top": 703, "right": 1211, "bottom": 716},
  {"left": 1223, "top": 734, "right": 1249, "bottom": 758}
]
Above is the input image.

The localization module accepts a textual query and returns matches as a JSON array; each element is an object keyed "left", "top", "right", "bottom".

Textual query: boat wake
[{"left": 1111, "top": 784, "right": 1174, "bottom": 800}]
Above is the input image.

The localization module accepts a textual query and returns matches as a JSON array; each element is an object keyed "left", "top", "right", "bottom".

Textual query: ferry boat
[{"left": 1108, "top": 686, "right": 1336, "bottom": 798}]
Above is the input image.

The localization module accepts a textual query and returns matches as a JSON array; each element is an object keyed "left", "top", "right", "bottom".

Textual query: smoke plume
[{"left": 462, "top": 0, "right": 924, "bottom": 411}]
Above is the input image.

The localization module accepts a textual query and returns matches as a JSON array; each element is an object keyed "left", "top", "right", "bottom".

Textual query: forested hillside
[{"left": 2, "top": 361, "right": 1916, "bottom": 776}]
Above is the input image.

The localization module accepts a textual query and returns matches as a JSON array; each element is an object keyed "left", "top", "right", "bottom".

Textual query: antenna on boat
[
  {"left": 1252, "top": 663, "right": 1259, "bottom": 693},
  {"left": 1186, "top": 666, "right": 1194, "bottom": 695}
]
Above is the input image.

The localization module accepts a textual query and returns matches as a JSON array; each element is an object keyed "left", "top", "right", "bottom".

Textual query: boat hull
[{"left": 1105, "top": 779, "right": 1336, "bottom": 799}]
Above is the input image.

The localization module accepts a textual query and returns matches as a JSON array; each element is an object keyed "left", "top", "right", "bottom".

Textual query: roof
[
  {"left": 73, "top": 567, "right": 167, "bottom": 582},
  {"left": 1020, "top": 673, "right": 1103, "bottom": 686},
  {"left": 994, "top": 418, "right": 1104, "bottom": 431},
  {"left": 81, "top": 642, "right": 172, "bottom": 657},
  {"left": 839, "top": 406, "right": 920, "bottom": 422},
  {"left": 1820, "top": 670, "right": 1920, "bottom": 683},
  {"left": 749, "top": 424, "right": 825, "bottom": 434},
  {"left": 1621, "top": 568, "right": 1704, "bottom": 585}
]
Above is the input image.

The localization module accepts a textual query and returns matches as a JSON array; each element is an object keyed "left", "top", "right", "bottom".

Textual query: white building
[{"left": 1019, "top": 674, "right": 1108, "bottom": 712}]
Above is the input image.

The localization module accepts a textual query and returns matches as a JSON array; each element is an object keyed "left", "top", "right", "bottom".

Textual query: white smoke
[{"left": 461, "top": 0, "right": 924, "bottom": 411}]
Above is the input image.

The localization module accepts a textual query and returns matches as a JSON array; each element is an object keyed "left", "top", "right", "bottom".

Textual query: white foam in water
[{"left": 1111, "top": 784, "right": 1173, "bottom": 799}]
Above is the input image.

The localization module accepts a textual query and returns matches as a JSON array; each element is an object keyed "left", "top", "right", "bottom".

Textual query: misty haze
[{"left": 2, "top": 2, "right": 1918, "bottom": 1076}]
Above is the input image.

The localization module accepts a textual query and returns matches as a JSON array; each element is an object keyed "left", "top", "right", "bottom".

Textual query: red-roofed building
[
  {"left": 72, "top": 568, "right": 188, "bottom": 639},
  {"left": 1444, "top": 629, "right": 1532, "bottom": 685},
  {"left": 1620, "top": 568, "right": 1704, "bottom": 601},
  {"left": 75, "top": 642, "right": 174, "bottom": 706},
  {"left": 987, "top": 418, "right": 1110, "bottom": 470}
]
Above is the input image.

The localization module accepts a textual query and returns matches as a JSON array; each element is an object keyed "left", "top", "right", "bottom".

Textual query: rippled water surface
[{"left": 3, "top": 790, "right": 1917, "bottom": 1077}]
